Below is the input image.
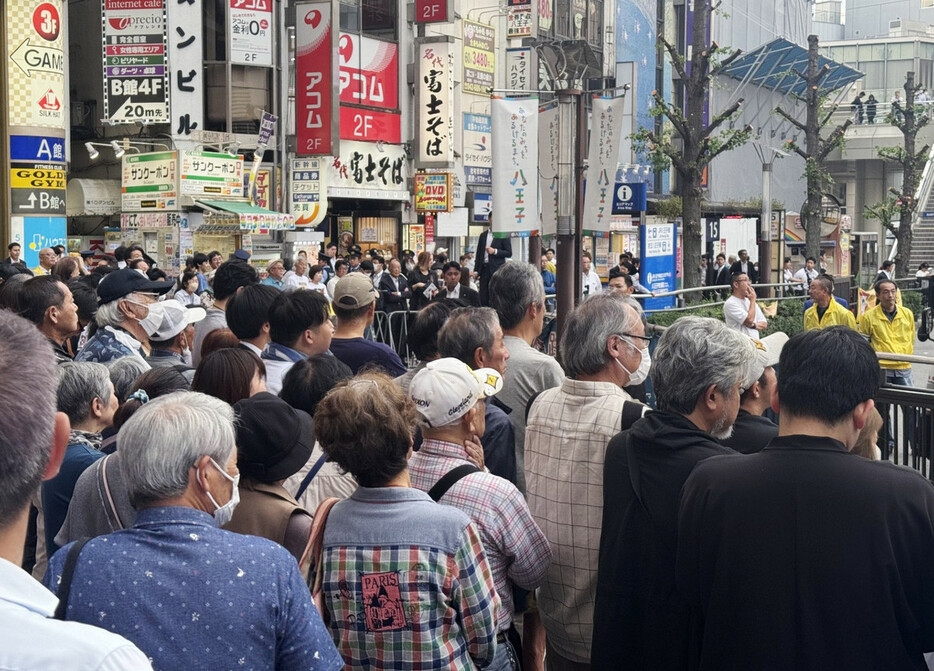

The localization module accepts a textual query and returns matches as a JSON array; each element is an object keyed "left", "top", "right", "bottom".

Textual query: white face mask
[
  {"left": 615, "top": 338, "right": 651, "bottom": 387},
  {"left": 200, "top": 458, "right": 240, "bottom": 526},
  {"left": 127, "top": 300, "right": 165, "bottom": 337}
]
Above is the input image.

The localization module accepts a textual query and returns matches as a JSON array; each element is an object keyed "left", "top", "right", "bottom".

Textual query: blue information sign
[
  {"left": 612, "top": 182, "right": 648, "bottom": 213},
  {"left": 10, "top": 135, "right": 66, "bottom": 164},
  {"left": 640, "top": 221, "right": 677, "bottom": 311}
]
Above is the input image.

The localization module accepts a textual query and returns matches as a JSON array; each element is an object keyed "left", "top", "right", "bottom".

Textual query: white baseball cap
[
  {"left": 149, "top": 300, "right": 206, "bottom": 342},
  {"left": 745, "top": 331, "right": 789, "bottom": 388},
  {"left": 409, "top": 358, "right": 503, "bottom": 428}
]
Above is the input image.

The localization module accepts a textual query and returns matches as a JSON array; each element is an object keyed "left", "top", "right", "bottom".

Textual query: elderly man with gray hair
[
  {"left": 525, "top": 291, "right": 648, "bottom": 669},
  {"left": 44, "top": 392, "right": 343, "bottom": 671},
  {"left": 592, "top": 316, "right": 757, "bottom": 669}
]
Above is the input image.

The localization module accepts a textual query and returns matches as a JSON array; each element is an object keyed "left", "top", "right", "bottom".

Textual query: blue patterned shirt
[
  {"left": 75, "top": 326, "right": 149, "bottom": 368},
  {"left": 45, "top": 506, "right": 343, "bottom": 671}
]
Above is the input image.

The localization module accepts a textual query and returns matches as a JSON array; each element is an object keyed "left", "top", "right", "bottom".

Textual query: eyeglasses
[{"left": 618, "top": 333, "right": 652, "bottom": 343}]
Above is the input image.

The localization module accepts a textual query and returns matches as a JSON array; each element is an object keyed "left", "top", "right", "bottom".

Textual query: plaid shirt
[
  {"left": 525, "top": 378, "right": 634, "bottom": 663},
  {"left": 320, "top": 487, "right": 499, "bottom": 669},
  {"left": 409, "top": 439, "right": 552, "bottom": 632}
]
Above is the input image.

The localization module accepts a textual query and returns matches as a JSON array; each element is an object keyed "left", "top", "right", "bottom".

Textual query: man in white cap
[
  {"left": 721, "top": 332, "right": 788, "bottom": 454},
  {"left": 145, "top": 301, "right": 207, "bottom": 383},
  {"left": 407, "top": 358, "right": 552, "bottom": 671}
]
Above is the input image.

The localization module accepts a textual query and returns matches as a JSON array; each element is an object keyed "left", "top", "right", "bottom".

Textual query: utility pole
[{"left": 555, "top": 89, "right": 586, "bottom": 341}]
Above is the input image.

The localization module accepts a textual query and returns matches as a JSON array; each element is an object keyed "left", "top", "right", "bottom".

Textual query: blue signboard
[
  {"left": 640, "top": 221, "right": 677, "bottom": 311},
  {"left": 10, "top": 135, "right": 66, "bottom": 164},
  {"left": 613, "top": 182, "right": 648, "bottom": 213},
  {"left": 474, "top": 193, "right": 492, "bottom": 222},
  {"left": 11, "top": 216, "right": 68, "bottom": 268}
]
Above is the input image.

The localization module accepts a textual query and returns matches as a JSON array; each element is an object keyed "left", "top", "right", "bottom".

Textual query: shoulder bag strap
[
  {"left": 53, "top": 537, "right": 92, "bottom": 620},
  {"left": 621, "top": 400, "right": 649, "bottom": 432},
  {"left": 295, "top": 454, "right": 328, "bottom": 501},
  {"left": 98, "top": 454, "right": 125, "bottom": 531},
  {"left": 524, "top": 390, "right": 544, "bottom": 423},
  {"left": 428, "top": 464, "right": 481, "bottom": 502}
]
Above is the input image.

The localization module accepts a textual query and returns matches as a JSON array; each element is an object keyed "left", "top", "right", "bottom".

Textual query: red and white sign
[
  {"left": 37, "top": 89, "right": 61, "bottom": 110},
  {"left": 339, "top": 106, "right": 400, "bottom": 143},
  {"left": 415, "top": 0, "right": 450, "bottom": 24},
  {"left": 296, "top": 0, "right": 338, "bottom": 156},
  {"left": 229, "top": 0, "right": 272, "bottom": 66},
  {"left": 338, "top": 34, "right": 398, "bottom": 108}
]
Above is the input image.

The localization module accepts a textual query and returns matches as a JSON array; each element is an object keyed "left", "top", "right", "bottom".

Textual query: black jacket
[
  {"left": 729, "top": 260, "right": 758, "bottom": 284},
  {"left": 719, "top": 409, "right": 778, "bottom": 454},
  {"left": 592, "top": 411, "right": 735, "bottom": 670},
  {"left": 378, "top": 273, "right": 411, "bottom": 312},
  {"left": 474, "top": 230, "right": 512, "bottom": 277},
  {"left": 679, "top": 436, "right": 934, "bottom": 670},
  {"left": 407, "top": 268, "right": 435, "bottom": 311},
  {"left": 434, "top": 286, "right": 481, "bottom": 307}
]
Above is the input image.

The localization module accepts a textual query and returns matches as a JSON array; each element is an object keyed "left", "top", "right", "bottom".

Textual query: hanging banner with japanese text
[
  {"left": 417, "top": 40, "right": 454, "bottom": 167},
  {"left": 180, "top": 151, "right": 244, "bottom": 198},
  {"left": 328, "top": 140, "right": 407, "bottom": 201},
  {"left": 102, "top": 0, "right": 169, "bottom": 124},
  {"left": 248, "top": 110, "right": 277, "bottom": 204},
  {"left": 582, "top": 96, "right": 625, "bottom": 235},
  {"left": 463, "top": 21, "right": 494, "bottom": 96},
  {"left": 505, "top": 47, "right": 531, "bottom": 95},
  {"left": 7, "top": 0, "right": 67, "bottom": 130},
  {"left": 291, "top": 157, "right": 327, "bottom": 226},
  {"left": 230, "top": 0, "right": 273, "bottom": 66},
  {"left": 295, "top": 0, "right": 339, "bottom": 156},
  {"left": 491, "top": 97, "right": 538, "bottom": 236},
  {"left": 167, "top": 0, "right": 202, "bottom": 147},
  {"left": 538, "top": 101, "right": 558, "bottom": 237},
  {"left": 463, "top": 113, "right": 491, "bottom": 185},
  {"left": 121, "top": 151, "right": 178, "bottom": 211}
]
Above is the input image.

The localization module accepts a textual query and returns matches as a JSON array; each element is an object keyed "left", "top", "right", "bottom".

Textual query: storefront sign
[
  {"left": 230, "top": 0, "right": 272, "bottom": 66},
  {"left": 328, "top": 140, "right": 407, "bottom": 200},
  {"left": 507, "top": 0, "right": 532, "bottom": 38},
  {"left": 167, "top": 0, "right": 202, "bottom": 145},
  {"left": 474, "top": 193, "right": 492, "bottom": 222},
  {"left": 538, "top": 0, "right": 553, "bottom": 31},
  {"left": 582, "top": 96, "right": 626, "bottom": 234},
  {"left": 415, "top": 0, "right": 450, "bottom": 23},
  {"left": 538, "top": 102, "right": 558, "bottom": 236},
  {"left": 295, "top": 0, "right": 339, "bottom": 156},
  {"left": 613, "top": 182, "right": 648, "bottom": 213},
  {"left": 414, "top": 172, "right": 452, "bottom": 212},
  {"left": 338, "top": 33, "right": 398, "bottom": 108},
  {"left": 463, "top": 113, "right": 491, "bottom": 185},
  {"left": 506, "top": 47, "right": 531, "bottom": 94},
  {"left": 121, "top": 151, "right": 179, "bottom": 211},
  {"left": 120, "top": 212, "right": 183, "bottom": 229},
  {"left": 641, "top": 221, "right": 676, "bottom": 310},
  {"left": 291, "top": 157, "right": 327, "bottom": 227},
  {"left": 463, "top": 21, "right": 494, "bottom": 96},
  {"left": 492, "top": 97, "right": 538, "bottom": 235},
  {"left": 7, "top": 0, "right": 67, "bottom": 129},
  {"left": 10, "top": 165, "right": 66, "bottom": 215},
  {"left": 102, "top": 0, "right": 169, "bottom": 124},
  {"left": 339, "top": 106, "right": 400, "bottom": 143},
  {"left": 10, "top": 215, "right": 66, "bottom": 267},
  {"left": 181, "top": 151, "right": 244, "bottom": 197},
  {"left": 417, "top": 41, "right": 454, "bottom": 167}
]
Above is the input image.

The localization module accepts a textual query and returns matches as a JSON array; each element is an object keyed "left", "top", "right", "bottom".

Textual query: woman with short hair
[{"left": 192, "top": 347, "right": 266, "bottom": 405}]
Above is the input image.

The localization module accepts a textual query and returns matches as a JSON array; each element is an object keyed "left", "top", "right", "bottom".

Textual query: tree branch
[
  {"left": 644, "top": 130, "right": 687, "bottom": 173},
  {"left": 774, "top": 106, "right": 807, "bottom": 134},
  {"left": 660, "top": 37, "right": 688, "bottom": 84},
  {"left": 710, "top": 48, "right": 743, "bottom": 77},
  {"left": 816, "top": 121, "right": 851, "bottom": 162},
  {"left": 702, "top": 99, "right": 743, "bottom": 139}
]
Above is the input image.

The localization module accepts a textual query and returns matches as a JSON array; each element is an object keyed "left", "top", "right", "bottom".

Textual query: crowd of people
[{"left": 3, "top": 234, "right": 934, "bottom": 671}]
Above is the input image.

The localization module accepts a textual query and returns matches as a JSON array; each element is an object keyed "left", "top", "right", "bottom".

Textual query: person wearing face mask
[
  {"left": 76, "top": 268, "right": 174, "bottom": 369},
  {"left": 43, "top": 392, "right": 344, "bottom": 671},
  {"left": 174, "top": 270, "right": 201, "bottom": 305},
  {"left": 144, "top": 300, "right": 206, "bottom": 382},
  {"left": 592, "top": 316, "right": 757, "bottom": 670}
]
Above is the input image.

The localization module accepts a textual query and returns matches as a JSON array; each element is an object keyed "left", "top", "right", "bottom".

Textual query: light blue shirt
[
  {"left": 0, "top": 556, "right": 152, "bottom": 670},
  {"left": 262, "top": 276, "right": 285, "bottom": 289}
]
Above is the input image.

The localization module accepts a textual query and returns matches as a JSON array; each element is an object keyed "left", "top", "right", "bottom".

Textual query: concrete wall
[{"left": 845, "top": 0, "right": 934, "bottom": 40}]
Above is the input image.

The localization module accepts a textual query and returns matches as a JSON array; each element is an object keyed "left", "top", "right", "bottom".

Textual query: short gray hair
[
  {"left": 0, "top": 311, "right": 57, "bottom": 527},
  {"left": 57, "top": 362, "right": 112, "bottom": 425},
  {"left": 651, "top": 316, "right": 756, "bottom": 414},
  {"left": 437, "top": 307, "right": 499, "bottom": 366},
  {"left": 95, "top": 291, "right": 149, "bottom": 328},
  {"left": 560, "top": 293, "right": 641, "bottom": 378},
  {"left": 119, "top": 391, "right": 235, "bottom": 508},
  {"left": 489, "top": 262, "right": 545, "bottom": 330},
  {"left": 107, "top": 357, "right": 149, "bottom": 402}
]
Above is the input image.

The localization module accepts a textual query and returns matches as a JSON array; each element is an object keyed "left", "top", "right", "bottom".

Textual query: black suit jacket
[
  {"left": 729, "top": 260, "right": 758, "bottom": 284},
  {"left": 474, "top": 231, "right": 512, "bottom": 277},
  {"left": 434, "top": 286, "right": 481, "bottom": 307},
  {"left": 378, "top": 273, "right": 411, "bottom": 312}
]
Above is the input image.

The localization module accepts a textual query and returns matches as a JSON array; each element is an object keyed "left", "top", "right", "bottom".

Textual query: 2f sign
[{"left": 416, "top": 0, "right": 449, "bottom": 23}]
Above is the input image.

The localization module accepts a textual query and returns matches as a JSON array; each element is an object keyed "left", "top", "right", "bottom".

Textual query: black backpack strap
[
  {"left": 621, "top": 400, "right": 648, "bottom": 432},
  {"left": 53, "top": 536, "right": 92, "bottom": 620},
  {"left": 524, "top": 390, "right": 544, "bottom": 423},
  {"left": 428, "top": 464, "right": 480, "bottom": 502},
  {"left": 295, "top": 454, "right": 328, "bottom": 501}
]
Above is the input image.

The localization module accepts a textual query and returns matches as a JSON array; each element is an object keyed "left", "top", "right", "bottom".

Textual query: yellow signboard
[{"left": 10, "top": 167, "right": 66, "bottom": 190}]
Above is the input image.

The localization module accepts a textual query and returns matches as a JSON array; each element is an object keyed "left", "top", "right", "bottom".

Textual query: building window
[{"left": 339, "top": 0, "right": 396, "bottom": 42}]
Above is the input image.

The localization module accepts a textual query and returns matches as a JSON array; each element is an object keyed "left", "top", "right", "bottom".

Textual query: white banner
[
  {"left": 168, "top": 0, "right": 203, "bottom": 149},
  {"left": 582, "top": 96, "right": 625, "bottom": 234},
  {"left": 505, "top": 47, "right": 531, "bottom": 95},
  {"left": 230, "top": 0, "right": 273, "bottom": 66},
  {"left": 538, "top": 102, "right": 558, "bottom": 237},
  {"left": 492, "top": 97, "right": 538, "bottom": 236},
  {"left": 417, "top": 41, "right": 454, "bottom": 166}
]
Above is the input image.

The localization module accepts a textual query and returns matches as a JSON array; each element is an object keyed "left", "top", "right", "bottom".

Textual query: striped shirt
[{"left": 409, "top": 439, "right": 552, "bottom": 632}]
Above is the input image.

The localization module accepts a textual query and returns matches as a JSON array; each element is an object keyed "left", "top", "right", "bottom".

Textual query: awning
[
  {"left": 720, "top": 37, "right": 863, "bottom": 96},
  {"left": 193, "top": 199, "right": 295, "bottom": 233},
  {"left": 66, "top": 179, "right": 121, "bottom": 216}
]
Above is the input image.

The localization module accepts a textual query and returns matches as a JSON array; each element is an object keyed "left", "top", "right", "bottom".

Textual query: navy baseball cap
[
  {"left": 96, "top": 268, "right": 174, "bottom": 304},
  {"left": 233, "top": 248, "right": 251, "bottom": 261}
]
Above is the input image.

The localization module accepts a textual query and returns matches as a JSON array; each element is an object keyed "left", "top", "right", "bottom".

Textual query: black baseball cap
[
  {"left": 96, "top": 268, "right": 174, "bottom": 304},
  {"left": 233, "top": 393, "right": 315, "bottom": 482}
]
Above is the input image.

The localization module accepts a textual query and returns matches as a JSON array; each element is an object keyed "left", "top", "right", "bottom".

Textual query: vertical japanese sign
[
  {"left": 7, "top": 0, "right": 67, "bottom": 130},
  {"left": 230, "top": 0, "right": 272, "bottom": 65},
  {"left": 538, "top": 102, "right": 559, "bottom": 237},
  {"left": 507, "top": 0, "right": 533, "bottom": 38},
  {"left": 582, "top": 96, "right": 625, "bottom": 235},
  {"left": 291, "top": 158, "right": 327, "bottom": 227},
  {"left": 463, "top": 113, "right": 491, "bottom": 185},
  {"left": 492, "top": 97, "right": 539, "bottom": 236},
  {"left": 295, "top": 0, "right": 339, "bottom": 156},
  {"left": 505, "top": 47, "right": 531, "bottom": 94},
  {"left": 538, "top": 0, "right": 553, "bottom": 31},
  {"left": 463, "top": 21, "right": 494, "bottom": 96},
  {"left": 102, "top": 0, "right": 169, "bottom": 124},
  {"left": 417, "top": 41, "right": 454, "bottom": 167},
  {"left": 167, "top": 0, "right": 202, "bottom": 146},
  {"left": 248, "top": 111, "right": 277, "bottom": 205},
  {"left": 641, "top": 220, "right": 676, "bottom": 310}
]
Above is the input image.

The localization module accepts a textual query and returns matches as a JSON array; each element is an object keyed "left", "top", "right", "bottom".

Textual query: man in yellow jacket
[
  {"left": 859, "top": 278, "right": 914, "bottom": 386},
  {"left": 804, "top": 276, "right": 856, "bottom": 331}
]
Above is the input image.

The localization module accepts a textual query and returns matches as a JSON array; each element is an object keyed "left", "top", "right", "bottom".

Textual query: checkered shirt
[
  {"left": 320, "top": 487, "right": 499, "bottom": 669},
  {"left": 409, "top": 439, "right": 552, "bottom": 632},
  {"left": 525, "top": 379, "right": 633, "bottom": 663}
]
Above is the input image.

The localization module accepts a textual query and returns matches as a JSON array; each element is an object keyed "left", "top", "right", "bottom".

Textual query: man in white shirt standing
[
  {"left": 724, "top": 272, "right": 767, "bottom": 337},
  {"left": 582, "top": 251, "right": 603, "bottom": 297},
  {"left": 285, "top": 257, "right": 311, "bottom": 290}
]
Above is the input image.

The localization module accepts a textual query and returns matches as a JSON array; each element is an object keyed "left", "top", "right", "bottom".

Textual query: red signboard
[
  {"left": 295, "top": 1, "right": 337, "bottom": 155},
  {"left": 339, "top": 106, "right": 401, "bottom": 143},
  {"left": 338, "top": 34, "right": 398, "bottom": 109},
  {"left": 415, "top": 0, "right": 450, "bottom": 23}
]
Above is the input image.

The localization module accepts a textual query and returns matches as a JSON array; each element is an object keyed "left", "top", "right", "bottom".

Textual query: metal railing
[{"left": 874, "top": 352, "right": 934, "bottom": 480}]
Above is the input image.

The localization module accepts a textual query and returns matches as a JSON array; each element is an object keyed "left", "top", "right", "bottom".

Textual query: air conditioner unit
[{"left": 206, "top": 67, "right": 269, "bottom": 124}]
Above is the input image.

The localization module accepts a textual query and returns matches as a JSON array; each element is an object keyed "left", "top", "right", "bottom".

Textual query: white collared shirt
[{"left": 447, "top": 283, "right": 461, "bottom": 299}]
